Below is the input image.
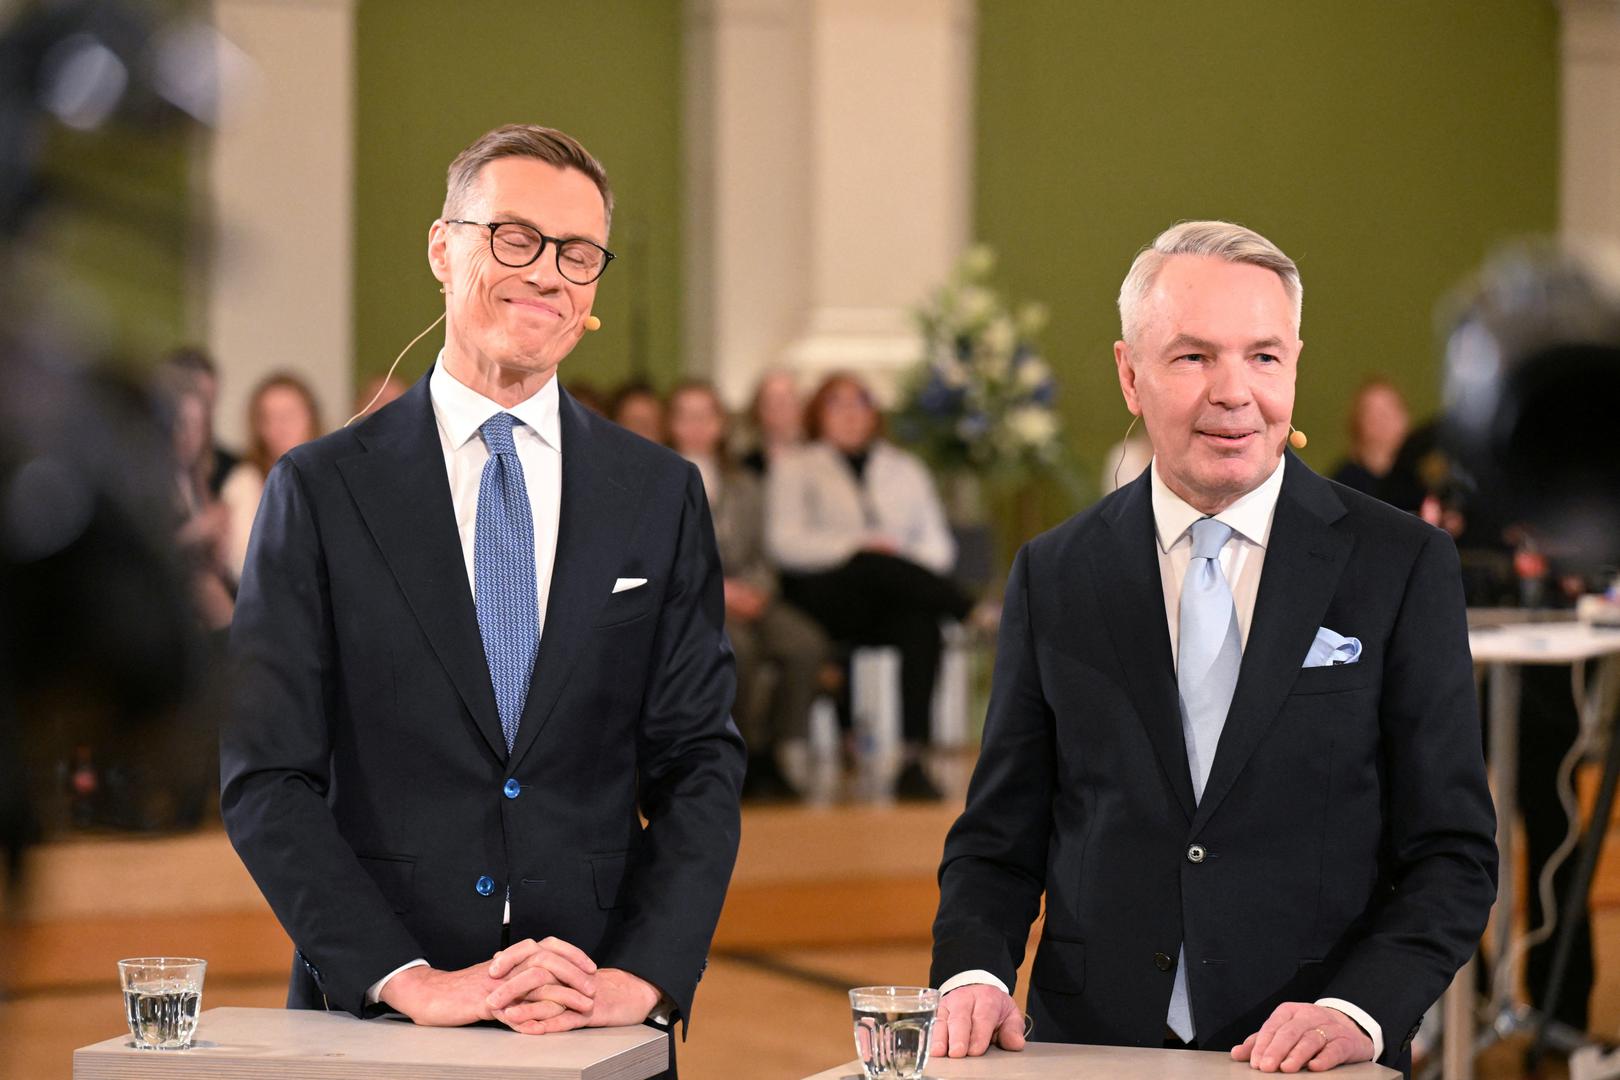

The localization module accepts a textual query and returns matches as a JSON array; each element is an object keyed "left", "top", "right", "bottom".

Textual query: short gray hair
[{"left": 1118, "top": 220, "right": 1302, "bottom": 343}]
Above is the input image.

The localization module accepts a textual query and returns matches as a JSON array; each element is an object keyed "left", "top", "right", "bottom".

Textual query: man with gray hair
[{"left": 929, "top": 220, "right": 1496, "bottom": 1072}]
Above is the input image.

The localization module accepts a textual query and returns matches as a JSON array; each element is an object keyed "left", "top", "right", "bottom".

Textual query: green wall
[
  {"left": 353, "top": 1, "right": 683, "bottom": 395},
  {"left": 975, "top": 0, "right": 1559, "bottom": 486}
]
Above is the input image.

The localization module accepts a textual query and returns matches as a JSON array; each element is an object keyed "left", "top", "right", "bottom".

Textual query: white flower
[
  {"left": 960, "top": 244, "right": 996, "bottom": 278},
  {"left": 1016, "top": 301, "right": 1049, "bottom": 336},
  {"left": 982, "top": 316, "right": 1017, "bottom": 361},
  {"left": 937, "top": 355, "right": 969, "bottom": 389},
  {"left": 1007, "top": 405, "right": 1059, "bottom": 447},
  {"left": 957, "top": 286, "right": 995, "bottom": 326},
  {"left": 1016, "top": 356, "right": 1051, "bottom": 389}
]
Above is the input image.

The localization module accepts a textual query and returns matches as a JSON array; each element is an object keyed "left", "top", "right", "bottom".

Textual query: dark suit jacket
[
  {"left": 221, "top": 370, "right": 745, "bottom": 1029},
  {"left": 931, "top": 453, "right": 1496, "bottom": 1069}
]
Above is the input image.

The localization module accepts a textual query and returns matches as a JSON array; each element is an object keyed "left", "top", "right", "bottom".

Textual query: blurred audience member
[
  {"left": 742, "top": 368, "right": 804, "bottom": 476},
  {"left": 610, "top": 380, "right": 665, "bottom": 442},
  {"left": 352, "top": 371, "right": 406, "bottom": 420},
  {"left": 1332, "top": 377, "right": 1410, "bottom": 497},
  {"left": 767, "top": 373, "right": 973, "bottom": 800},
  {"left": 567, "top": 379, "right": 608, "bottom": 417},
  {"left": 668, "top": 381, "right": 829, "bottom": 801},
  {"left": 220, "top": 373, "right": 323, "bottom": 583},
  {"left": 163, "top": 374, "right": 233, "bottom": 630},
  {"left": 162, "top": 346, "right": 238, "bottom": 496}
]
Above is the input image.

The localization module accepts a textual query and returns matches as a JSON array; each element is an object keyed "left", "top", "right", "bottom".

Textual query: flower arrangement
[{"left": 896, "top": 245, "right": 1064, "bottom": 489}]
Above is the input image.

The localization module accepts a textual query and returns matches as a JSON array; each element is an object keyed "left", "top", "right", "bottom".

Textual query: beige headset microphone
[{"left": 345, "top": 287, "right": 603, "bottom": 427}]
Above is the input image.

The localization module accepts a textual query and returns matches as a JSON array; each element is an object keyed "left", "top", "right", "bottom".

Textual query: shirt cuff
[
  {"left": 647, "top": 992, "right": 677, "bottom": 1026},
  {"left": 938, "top": 969, "right": 1010, "bottom": 996},
  {"left": 1316, "top": 997, "right": 1384, "bottom": 1062},
  {"left": 366, "top": 958, "right": 429, "bottom": 1006}
]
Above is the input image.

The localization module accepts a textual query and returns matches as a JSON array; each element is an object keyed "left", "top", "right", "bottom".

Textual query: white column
[
  {"left": 684, "top": 0, "right": 976, "bottom": 406},
  {"left": 1561, "top": 0, "right": 1620, "bottom": 246},
  {"left": 206, "top": 0, "right": 354, "bottom": 446}
]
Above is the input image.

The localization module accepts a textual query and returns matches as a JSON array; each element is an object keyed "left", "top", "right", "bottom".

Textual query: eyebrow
[{"left": 1163, "top": 333, "right": 1286, "bottom": 354}]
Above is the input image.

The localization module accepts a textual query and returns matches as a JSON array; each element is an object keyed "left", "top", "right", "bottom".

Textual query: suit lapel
[
  {"left": 1095, "top": 475, "right": 1196, "bottom": 822},
  {"left": 1191, "top": 455, "right": 1352, "bottom": 833},
  {"left": 336, "top": 373, "right": 508, "bottom": 762},
  {"left": 506, "top": 393, "right": 643, "bottom": 769}
]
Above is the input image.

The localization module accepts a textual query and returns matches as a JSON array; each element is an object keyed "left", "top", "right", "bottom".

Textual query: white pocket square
[
  {"left": 1303, "top": 626, "right": 1362, "bottom": 667},
  {"left": 612, "top": 577, "right": 647, "bottom": 594}
]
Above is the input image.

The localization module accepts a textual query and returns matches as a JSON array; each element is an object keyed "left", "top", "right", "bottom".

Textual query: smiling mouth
[
  {"left": 1200, "top": 430, "right": 1256, "bottom": 442},
  {"left": 505, "top": 298, "right": 563, "bottom": 318}
]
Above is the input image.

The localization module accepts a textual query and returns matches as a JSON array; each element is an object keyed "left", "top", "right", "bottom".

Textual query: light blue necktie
[
  {"left": 1166, "top": 516, "right": 1242, "bottom": 1043},
  {"left": 474, "top": 413, "right": 539, "bottom": 754}
]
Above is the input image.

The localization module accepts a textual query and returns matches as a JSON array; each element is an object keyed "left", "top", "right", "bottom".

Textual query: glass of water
[
  {"left": 850, "top": 985, "right": 939, "bottom": 1080},
  {"left": 118, "top": 957, "right": 206, "bottom": 1050}
]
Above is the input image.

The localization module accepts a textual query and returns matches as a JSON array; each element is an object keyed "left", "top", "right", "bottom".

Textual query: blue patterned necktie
[
  {"left": 474, "top": 413, "right": 539, "bottom": 754},
  {"left": 1167, "top": 516, "right": 1242, "bottom": 1043}
]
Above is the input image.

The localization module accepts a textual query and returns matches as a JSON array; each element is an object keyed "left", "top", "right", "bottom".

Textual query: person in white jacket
[{"left": 766, "top": 372, "right": 973, "bottom": 800}]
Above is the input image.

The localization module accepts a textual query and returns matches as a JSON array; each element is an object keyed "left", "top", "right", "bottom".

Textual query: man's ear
[
  {"left": 427, "top": 219, "right": 451, "bottom": 288},
  {"left": 1114, "top": 340, "right": 1141, "bottom": 416}
]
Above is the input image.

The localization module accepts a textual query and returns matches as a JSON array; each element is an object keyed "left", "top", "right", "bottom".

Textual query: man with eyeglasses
[{"left": 222, "top": 125, "right": 744, "bottom": 1075}]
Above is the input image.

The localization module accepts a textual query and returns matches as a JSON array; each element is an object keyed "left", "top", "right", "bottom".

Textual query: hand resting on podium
[
  {"left": 378, "top": 935, "right": 661, "bottom": 1035},
  {"left": 930, "top": 985, "right": 1027, "bottom": 1058}
]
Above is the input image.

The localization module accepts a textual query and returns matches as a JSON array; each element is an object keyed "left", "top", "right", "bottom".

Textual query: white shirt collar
[
  {"left": 428, "top": 350, "right": 561, "bottom": 453},
  {"left": 1151, "top": 454, "right": 1286, "bottom": 553}
]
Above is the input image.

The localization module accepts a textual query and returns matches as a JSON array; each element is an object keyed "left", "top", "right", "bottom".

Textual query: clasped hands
[
  {"left": 933, "top": 987, "right": 1373, "bottom": 1073},
  {"left": 379, "top": 936, "right": 661, "bottom": 1035}
]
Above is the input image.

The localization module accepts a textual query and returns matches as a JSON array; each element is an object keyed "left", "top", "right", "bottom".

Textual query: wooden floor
[{"left": 8, "top": 755, "right": 1620, "bottom": 1079}]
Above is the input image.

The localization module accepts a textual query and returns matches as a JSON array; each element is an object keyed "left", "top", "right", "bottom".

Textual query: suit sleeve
[
  {"left": 1321, "top": 529, "right": 1498, "bottom": 1061},
  {"left": 595, "top": 463, "right": 746, "bottom": 1030},
  {"left": 931, "top": 544, "right": 1055, "bottom": 991},
  {"left": 219, "top": 458, "right": 423, "bottom": 1016}
]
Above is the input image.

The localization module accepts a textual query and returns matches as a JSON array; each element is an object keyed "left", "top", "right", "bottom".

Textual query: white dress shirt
[
  {"left": 366, "top": 356, "right": 563, "bottom": 1006},
  {"left": 941, "top": 456, "right": 1382, "bottom": 1060}
]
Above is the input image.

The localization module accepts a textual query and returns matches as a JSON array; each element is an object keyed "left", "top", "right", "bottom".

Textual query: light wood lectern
[
  {"left": 73, "top": 1007, "right": 668, "bottom": 1080},
  {"left": 801, "top": 1042, "right": 1400, "bottom": 1079}
]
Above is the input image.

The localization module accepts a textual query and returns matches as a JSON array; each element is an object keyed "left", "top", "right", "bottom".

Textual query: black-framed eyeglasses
[{"left": 445, "top": 220, "right": 615, "bottom": 285}]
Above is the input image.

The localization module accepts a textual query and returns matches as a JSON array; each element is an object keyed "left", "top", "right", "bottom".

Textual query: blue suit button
[
  {"left": 475, "top": 875, "right": 495, "bottom": 896},
  {"left": 503, "top": 778, "right": 521, "bottom": 799}
]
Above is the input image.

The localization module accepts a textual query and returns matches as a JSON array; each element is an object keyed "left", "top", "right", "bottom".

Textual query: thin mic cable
[
  {"left": 1111, "top": 414, "right": 1141, "bottom": 492},
  {"left": 345, "top": 311, "right": 447, "bottom": 427}
]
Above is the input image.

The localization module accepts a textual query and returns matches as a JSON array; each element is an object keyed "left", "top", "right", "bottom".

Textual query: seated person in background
[
  {"left": 667, "top": 381, "right": 829, "bottom": 801},
  {"left": 219, "top": 372, "right": 323, "bottom": 584},
  {"left": 1330, "top": 377, "right": 1409, "bottom": 497},
  {"left": 352, "top": 371, "right": 406, "bottom": 420},
  {"left": 162, "top": 346, "right": 238, "bottom": 497},
  {"left": 766, "top": 372, "right": 974, "bottom": 801},
  {"left": 740, "top": 368, "right": 805, "bottom": 476},
  {"left": 163, "top": 371, "right": 234, "bottom": 630},
  {"left": 610, "top": 380, "right": 665, "bottom": 443},
  {"left": 565, "top": 379, "right": 608, "bottom": 417}
]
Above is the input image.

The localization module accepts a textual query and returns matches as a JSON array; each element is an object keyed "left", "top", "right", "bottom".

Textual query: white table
[
  {"left": 801, "top": 1041, "right": 1398, "bottom": 1079},
  {"left": 1442, "top": 619, "right": 1620, "bottom": 1080},
  {"left": 72, "top": 1006, "right": 668, "bottom": 1080}
]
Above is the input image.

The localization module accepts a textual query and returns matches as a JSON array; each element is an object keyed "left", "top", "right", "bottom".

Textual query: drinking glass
[
  {"left": 850, "top": 985, "right": 938, "bottom": 1080},
  {"left": 118, "top": 957, "right": 206, "bottom": 1050}
]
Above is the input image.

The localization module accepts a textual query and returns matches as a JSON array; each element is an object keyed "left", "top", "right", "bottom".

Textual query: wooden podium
[
  {"left": 801, "top": 1041, "right": 1400, "bottom": 1078},
  {"left": 73, "top": 1007, "right": 668, "bottom": 1080}
]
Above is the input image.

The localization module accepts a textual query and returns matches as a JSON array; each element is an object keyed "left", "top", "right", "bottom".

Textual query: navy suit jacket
[
  {"left": 931, "top": 454, "right": 1497, "bottom": 1069},
  {"left": 221, "top": 370, "right": 745, "bottom": 1027}
]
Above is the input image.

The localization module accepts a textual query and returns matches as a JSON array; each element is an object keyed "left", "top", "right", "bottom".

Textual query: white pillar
[
  {"left": 206, "top": 0, "right": 354, "bottom": 446},
  {"left": 1561, "top": 0, "right": 1620, "bottom": 246},
  {"left": 684, "top": 0, "right": 976, "bottom": 406}
]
